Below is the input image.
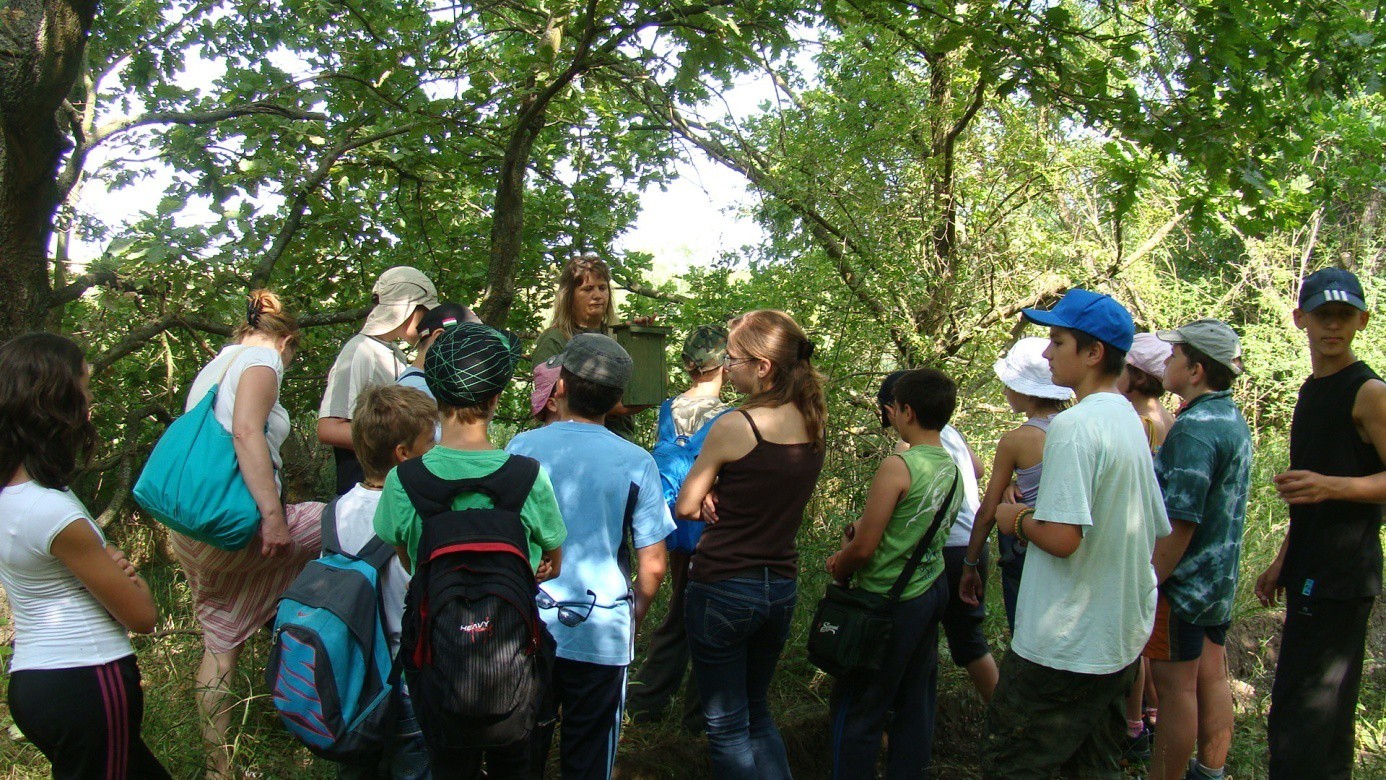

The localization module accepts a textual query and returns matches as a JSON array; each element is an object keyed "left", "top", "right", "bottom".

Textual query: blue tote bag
[{"left": 133, "top": 350, "right": 262, "bottom": 549}]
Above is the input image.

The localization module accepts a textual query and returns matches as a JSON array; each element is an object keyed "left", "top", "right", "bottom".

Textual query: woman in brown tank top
[{"left": 675, "top": 310, "right": 826, "bottom": 780}]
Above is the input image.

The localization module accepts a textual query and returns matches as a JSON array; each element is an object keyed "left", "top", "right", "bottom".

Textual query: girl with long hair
[
  {"left": 169, "top": 290, "right": 325, "bottom": 778},
  {"left": 0, "top": 332, "right": 171, "bottom": 779},
  {"left": 675, "top": 310, "right": 827, "bottom": 780}
]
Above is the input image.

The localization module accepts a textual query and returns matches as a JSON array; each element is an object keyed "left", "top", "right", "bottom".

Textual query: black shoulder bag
[{"left": 807, "top": 469, "right": 960, "bottom": 678}]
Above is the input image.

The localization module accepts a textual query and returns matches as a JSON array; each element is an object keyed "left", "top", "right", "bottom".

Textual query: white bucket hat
[
  {"left": 362, "top": 266, "right": 439, "bottom": 337},
  {"left": 1126, "top": 332, "right": 1174, "bottom": 379},
  {"left": 993, "top": 337, "right": 1073, "bottom": 400}
]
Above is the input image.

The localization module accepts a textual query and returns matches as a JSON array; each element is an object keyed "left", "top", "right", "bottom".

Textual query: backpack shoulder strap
[
  {"left": 356, "top": 535, "right": 397, "bottom": 571},
  {"left": 656, "top": 399, "right": 676, "bottom": 443},
  {"left": 483, "top": 455, "right": 541, "bottom": 514},
  {"left": 687, "top": 408, "right": 730, "bottom": 449},
  {"left": 319, "top": 497, "right": 342, "bottom": 556},
  {"left": 397, "top": 454, "right": 539, "bottom": 518}
]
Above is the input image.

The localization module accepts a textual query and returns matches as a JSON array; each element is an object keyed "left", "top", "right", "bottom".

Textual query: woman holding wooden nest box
[{"left": 531, "top": 252, "right": 665, "bottom": 439}]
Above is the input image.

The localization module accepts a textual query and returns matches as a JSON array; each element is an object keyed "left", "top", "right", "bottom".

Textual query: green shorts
[{"left": 981, "top": 652, "right": 1139, "bottom": 780}]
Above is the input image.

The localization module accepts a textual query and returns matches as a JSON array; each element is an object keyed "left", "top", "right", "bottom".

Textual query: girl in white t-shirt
[{"left": 0, "top": 332, "right": 170, "bottom": 779}]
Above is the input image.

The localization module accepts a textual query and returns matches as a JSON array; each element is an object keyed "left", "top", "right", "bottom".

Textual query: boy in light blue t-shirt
[{"left": 506, "top": 333, "right": 673, "bottom": 779}]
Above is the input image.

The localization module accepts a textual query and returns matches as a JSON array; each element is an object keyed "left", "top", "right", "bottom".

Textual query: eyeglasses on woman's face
[{"left": 723, "top": 353, "right": 755, "bottom": 369}]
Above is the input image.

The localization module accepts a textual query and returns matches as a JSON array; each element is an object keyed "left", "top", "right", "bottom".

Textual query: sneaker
[
  {"left": 1185, "top": 758, "right": 1224, "bottom": 779},
  {"left": 1120, "top": 725, "right": 1152, "bottom": 766}
]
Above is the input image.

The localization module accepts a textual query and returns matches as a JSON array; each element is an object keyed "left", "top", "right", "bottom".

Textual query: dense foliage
[{"left": 0, "top": 1, "right": 1383, "bottom": 774}]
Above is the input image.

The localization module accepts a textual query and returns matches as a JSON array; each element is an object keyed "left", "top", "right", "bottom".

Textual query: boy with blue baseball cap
[
  {"left": 981, "top": 288, "right": 1171, "bottom": 779},
  {"left": 1256, "top": 267, "right": 1384, "bottom": 780}
]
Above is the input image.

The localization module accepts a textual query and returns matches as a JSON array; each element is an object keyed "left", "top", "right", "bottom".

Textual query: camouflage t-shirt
[
  {"left": 670, "top": 395, "right": 729, "bottom": 438},
  {"left": 1155, "top": 390, "right": 1254, "bottom": 626}
]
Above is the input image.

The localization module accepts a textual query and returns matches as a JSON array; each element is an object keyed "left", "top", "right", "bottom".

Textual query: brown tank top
[{"left": 690, "top": 409, "right": 826, "bottom": 582}]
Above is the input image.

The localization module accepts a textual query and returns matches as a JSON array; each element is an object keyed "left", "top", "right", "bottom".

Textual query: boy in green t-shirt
[
  {"left": 372, "top": 322, "right": 566, "bottom": 777},
  {"left": 825, "top": 368, "right": 963, "bottom": 778}
]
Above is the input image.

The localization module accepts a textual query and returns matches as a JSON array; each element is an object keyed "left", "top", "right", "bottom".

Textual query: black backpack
[{"left": 396, "top": 454, "right": 554, "bottom": 750}]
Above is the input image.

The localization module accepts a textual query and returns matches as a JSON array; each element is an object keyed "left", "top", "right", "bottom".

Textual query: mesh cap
[{"left": 424, "top": 322, "right": 521, "bottom": 406}]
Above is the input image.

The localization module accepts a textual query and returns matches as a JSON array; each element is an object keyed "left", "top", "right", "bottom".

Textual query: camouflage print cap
[
  {"left": 424, "top": 322, "right": 521, "bottom": 406},
  {"left": 681, "top": 324, "right": 729, "bottom": 372}
]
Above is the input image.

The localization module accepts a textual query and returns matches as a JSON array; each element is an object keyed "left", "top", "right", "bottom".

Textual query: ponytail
[
  {"left": 232, "top": 289, "right": 299, "bottom": 347},
  {"left": 728, "top": 310, "right": 827, "bottom": 450}
]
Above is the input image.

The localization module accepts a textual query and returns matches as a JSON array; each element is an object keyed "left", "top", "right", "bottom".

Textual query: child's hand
[
  {"left": 958, "top": 566, "right": 984, "bottom": 606},
  {"left": 536, "top": 555, "right": 557, "bottom": 583},
  {"left": 826, "top": 552, "right": 841, "bottom": 579},
  {"left": 1002, "top": 482, "right": 1022, "bottom": 505},
  {"left": 1255, "top": 558, "right": 1285, "bottom": 607},
  {"left": 105, "top": 545, "right": 139, "bottom": 582}
]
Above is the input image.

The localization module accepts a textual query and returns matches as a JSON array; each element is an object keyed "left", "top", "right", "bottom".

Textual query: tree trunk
[
  {"left": 477, "top": 94, "right": 546, "bottom": 327},
  {"left": 0, "top": 0, "right": 98, "bottom": 341}
]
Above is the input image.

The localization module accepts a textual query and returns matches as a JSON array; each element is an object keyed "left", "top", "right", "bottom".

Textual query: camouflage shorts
[{"left": 980, "top": 652, "right": 1138, "bottom": 780}]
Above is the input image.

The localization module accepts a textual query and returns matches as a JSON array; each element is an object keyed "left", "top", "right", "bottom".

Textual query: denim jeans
[
  {"left": 685, "top": 570, "right": 797, "bottom": 780},
  {"left": 339, "top": 690, "right": 431, "bottom": 780},
  {"left": 997, "top": 535, "right": 1026, "bottom": 632}
]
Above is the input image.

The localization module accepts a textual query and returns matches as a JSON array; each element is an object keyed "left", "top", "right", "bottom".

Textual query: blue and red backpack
[{"left": 265, "top": 500, "right": 401, "bottom": 765}]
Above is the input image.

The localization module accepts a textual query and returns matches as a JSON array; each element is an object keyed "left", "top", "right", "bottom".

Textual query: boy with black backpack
[
  {"left": 373, "top": 323, "right": 568, "bottom": 779},
  {"left": 506, "top": 333, "right": 675, "bottom": 779}
]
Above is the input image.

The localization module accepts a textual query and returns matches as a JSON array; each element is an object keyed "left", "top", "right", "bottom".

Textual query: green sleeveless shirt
[{"left": 854, "top": 445, "right": 961, "bottom": 600}]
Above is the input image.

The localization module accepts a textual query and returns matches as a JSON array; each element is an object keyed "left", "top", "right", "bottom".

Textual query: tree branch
[
  {"left": 92, "top": 315, "right": 179, "bottom": 376},
  {"left": 941, "top": 211, "right": 1186, "bottom": 356},
  {"left": 300, "top": 306, "right": 373, "bottom": 328},
  {"left": 48, "top": 267, "right": 143, "bottom": 307},
  {"left": 612, "top": 273, "right": 689, "bottom": 304},
  {"left": 89, "top": 101, "right": 328, "bottom": 146},
  {"left": 659, "top": 104, "right": 924, "bottom": 363},
  {"left": 248, "top": 122, "right": 428, "bottom": 289}
]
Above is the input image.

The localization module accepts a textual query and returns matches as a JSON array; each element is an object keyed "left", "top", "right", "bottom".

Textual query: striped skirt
[{"left": 170, "top": 502, "right": 324, "bottom": 654}]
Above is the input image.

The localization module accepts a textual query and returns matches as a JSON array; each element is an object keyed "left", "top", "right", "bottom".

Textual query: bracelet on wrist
[
  {"left": 962, "top": 556, "right": 981, "bottom": 567},
  {"left": 1014, "top": 507, "right": 1035, "bottom": 544}
]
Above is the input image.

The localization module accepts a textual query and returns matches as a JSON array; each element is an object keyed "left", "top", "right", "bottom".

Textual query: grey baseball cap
[
  {"left": 556, "top": 333, "right": 632, "bottom": 389},
  {"left": 1157, "top": 318, "right": 1243, "bottom": 376}
]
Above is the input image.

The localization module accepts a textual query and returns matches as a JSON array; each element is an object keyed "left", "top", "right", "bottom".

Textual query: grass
[{"left": 1, "top": 439, "right": 1383, "bottom": 778}]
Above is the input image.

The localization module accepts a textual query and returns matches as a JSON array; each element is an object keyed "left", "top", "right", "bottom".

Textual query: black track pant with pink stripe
[{"left": 9, "top": 655, "right": 170, "bottom": 780}]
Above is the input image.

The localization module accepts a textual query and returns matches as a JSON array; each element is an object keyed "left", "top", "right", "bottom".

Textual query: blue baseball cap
[
  {"left": 1299, "top": 268, "right": 1367, "bottom": 312},
  {"left": 1021, "top": 288, "right": 1135, "bottom": 353}
]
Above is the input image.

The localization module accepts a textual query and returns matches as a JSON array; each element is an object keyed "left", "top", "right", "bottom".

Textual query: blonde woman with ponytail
[
  {"left": 169, "top": 290, "right": 324, "bottom": 779},
  {"left": 675, "top": 309, "right": 827, "bottom": 780}
]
